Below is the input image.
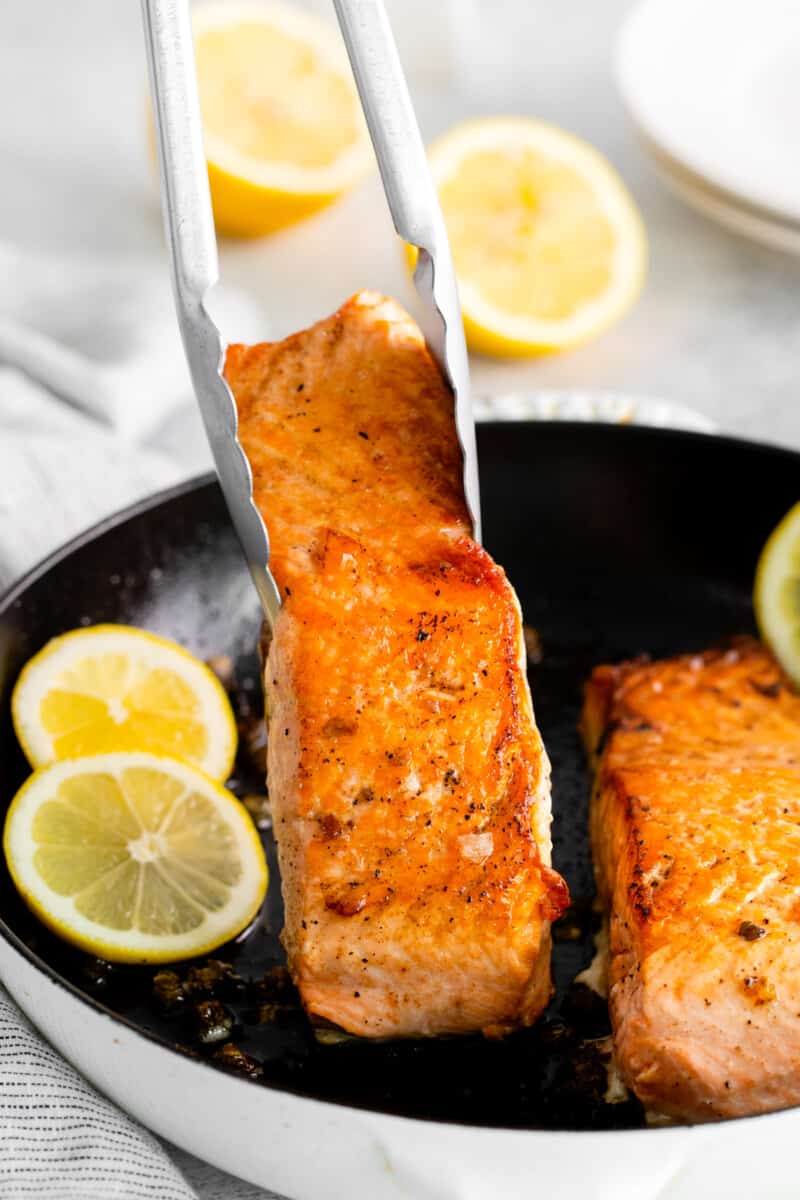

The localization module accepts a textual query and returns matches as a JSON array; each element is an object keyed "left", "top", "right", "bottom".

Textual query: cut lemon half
[
  {"left": 3, "top": 752, "right": 267, "bottom": 963},
  {"left": 192, "top": 0, "right": 372, "bottom": 236},
  {"left": 754, "top": 501, "right": 800, "bottom": 686},
  {"left": 12, "top": 625, "right": 237, "bottom": 780},
  {"left": 415, "top": 117, "right": 646, "bottom": 356}
]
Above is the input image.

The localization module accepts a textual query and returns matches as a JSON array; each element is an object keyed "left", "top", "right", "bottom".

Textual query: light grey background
[
  {"left": 2, "top": 0, "right": 799, "bottom": 462},
  {"left": 0, "top": 1, "right": 798, "bottom": 1197}
]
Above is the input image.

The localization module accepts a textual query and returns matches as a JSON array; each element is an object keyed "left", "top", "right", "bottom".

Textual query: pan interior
[{"left": 0, "top": 422, "right": 795, "bottom": 1131}]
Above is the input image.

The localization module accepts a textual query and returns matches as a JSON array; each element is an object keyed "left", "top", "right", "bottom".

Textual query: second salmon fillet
[
  {"left": 582, "top": 638, "right": 800, "bottom": 1120},
  {"left": 226, "top": 291, "right": 567, "bottom": 1038}
]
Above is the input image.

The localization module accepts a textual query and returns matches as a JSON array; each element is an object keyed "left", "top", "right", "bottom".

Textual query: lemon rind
[
  {"left": 202, "top": 131, "right": 373, "bottom": 196},
  {"left": 192, "top": 0, "right": 373, "bottom": 196},
  {"left": 754, "top": 502, "right": 800, "bottom": 687}
]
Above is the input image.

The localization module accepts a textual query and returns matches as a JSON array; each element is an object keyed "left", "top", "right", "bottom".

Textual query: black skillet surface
[{"left": 0, "top": 422, "right": 797, "bottom": 1132}]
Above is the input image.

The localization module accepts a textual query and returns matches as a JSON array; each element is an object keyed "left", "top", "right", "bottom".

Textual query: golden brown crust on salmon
[
  {"left": 226, "top": 291, "right": 567, "bottom": 1038},
  {"left": 582, "top": 637, "right": 800, "bottom": 1120}
]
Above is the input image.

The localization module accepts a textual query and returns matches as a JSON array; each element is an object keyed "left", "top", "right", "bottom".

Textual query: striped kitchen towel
[{"left": 0, "top": 987, "right": 196, "bottom": 1199}]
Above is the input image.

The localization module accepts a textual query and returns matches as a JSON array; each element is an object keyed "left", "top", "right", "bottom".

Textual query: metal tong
[
  {"left": 142, "top": 0, "right": 480, "bottom": 629},
  {"left": 331, "top": 0, "right": 480, "bottom": 542}
]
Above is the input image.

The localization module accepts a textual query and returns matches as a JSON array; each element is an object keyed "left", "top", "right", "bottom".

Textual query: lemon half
[
  {"left": 3, "top": 752, "right": 267, "bottom": 963},
  {"left": 12, "top": 625, "right": 237, "bottom": 780},
  {"left": 419, "top": 116, "right": 647, "bottom": 356},
  {"left": 754, "top": 501, "right": 800, "bottom": 686},
  {"left": 192, "top": 0, "right": 373, "bottom": 236}
]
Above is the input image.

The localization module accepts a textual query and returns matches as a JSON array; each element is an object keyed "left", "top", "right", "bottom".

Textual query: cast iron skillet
[{"left": 0, "top": 421, "right": 796, "bottom": 1132}]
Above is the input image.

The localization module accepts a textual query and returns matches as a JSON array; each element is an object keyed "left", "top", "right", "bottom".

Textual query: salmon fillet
[
  {"left": 581, "top": 637, "right": 800, "bottom": 1120},
  {"left": 225, "top": 291, "right": 567, "bottom": 1038}
]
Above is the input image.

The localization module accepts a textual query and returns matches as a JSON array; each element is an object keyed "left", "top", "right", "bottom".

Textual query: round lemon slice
[
  {"left": 754, "top": 501, "right": 800, "bottom": 686},
  {"left": 418, "top": 117, "right": 647, "bottom": 356},
  {"left": 4, "top": 752, "right": 267, "bottom": 963},
  {"left": 191, "top": 0, "right": 373, "bottom": 236},
  {"left": 12, "top": 625, "right": 237, "bottom": 780}
]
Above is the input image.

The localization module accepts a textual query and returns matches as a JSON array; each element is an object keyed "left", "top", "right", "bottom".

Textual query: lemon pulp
[
  {"left": 12, "top": 625, "right": 237, "bottom": 780},
  {"left": 416, "top": 117, "right": 647, "bottom": 356},
  {"left": 191, "top": 1, "right": 372, "bottom": 236},
  {"left": 4, "top": 753, "right": 267, "bottom": 962}
]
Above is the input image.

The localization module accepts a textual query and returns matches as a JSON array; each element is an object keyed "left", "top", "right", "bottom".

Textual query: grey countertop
[
  {"left": 1, "top": 2, "right": 799, "bottom": 1196},
  {"left": 3, "top": 0, "right": 799, "bottom": 463}
]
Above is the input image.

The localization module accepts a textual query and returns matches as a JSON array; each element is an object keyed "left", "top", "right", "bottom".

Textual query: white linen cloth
[
  {"left": 0, "top": 241, "right": 270, "bottom": 591},
  {"left": 0, "top": 242, "right": 267, "bottom": 441},
  {"left": 0, "top": 238, "right": 714, "bottom": 1198}
]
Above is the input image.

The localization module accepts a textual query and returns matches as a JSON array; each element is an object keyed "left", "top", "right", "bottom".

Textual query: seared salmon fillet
[
  {"left": 225, "top": 291, "right": 567, "bottom": 1038},
  {"left": 582, "top": 637, "right": 800, "bottom": 1120}
]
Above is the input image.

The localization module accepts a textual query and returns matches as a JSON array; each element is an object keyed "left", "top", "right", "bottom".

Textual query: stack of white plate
[{"left": 617, "top": 0, "right": 800, "bottom": 252}]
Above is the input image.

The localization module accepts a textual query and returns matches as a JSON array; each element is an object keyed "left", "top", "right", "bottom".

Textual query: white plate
[
  {"left": 617, "top": 0, "right": 800, "bottom": 226},
  {"left": 641, "top": 134, "right": 800, "bottom": 255}
]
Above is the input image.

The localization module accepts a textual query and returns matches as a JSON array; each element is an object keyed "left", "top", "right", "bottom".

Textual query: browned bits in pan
[
  {"left": 239, "top": 714, "right": 268, "bottom": 778},
  {"left": 191, "top": 998, "right": 235, "bottom": 1044},
  {"left": 184, "top": 959, "right": 247, "bottom": 1000},
  {"left": 153, "top": 969, "right": 186, "bottom": 1014},
  {"left": 242, "top": 792, "right": 272, "bottom": 831},
  {"left": 250, "top": 965, "right": 294, "bottom": 1003},
  {"left": 523, "top": 624, "right": 544, "bottom": 664},
  {"left": 211, "top": 1043, "right": 263, "bottom": 1079},
  {"left": 205, "top": 654, "right": 235, "bottom": 689}
]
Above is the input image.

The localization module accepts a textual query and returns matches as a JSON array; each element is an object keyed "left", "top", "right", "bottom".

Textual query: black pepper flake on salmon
[
  {"left": 750, "top": 679, "right": 781, "bottom": 699},
  {"left": 738, "top": 921, "right": 767, "bottom": 942}
]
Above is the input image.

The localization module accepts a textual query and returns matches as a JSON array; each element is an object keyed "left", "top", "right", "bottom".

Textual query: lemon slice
[
  {"left": 3, "top": 752, "right": 267, "bottom": 963},
  {"left": 754, "top": 502, "right": 800, "bottom": 686},
  {"left": 191, "top": 0, "right": 372, "bottom": 236},
  {"left": 418, "top": 117, "right": 647, "bottom": 356},
  {"left": 12, "top": 625, "right": 237, "bottom": 780}
]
